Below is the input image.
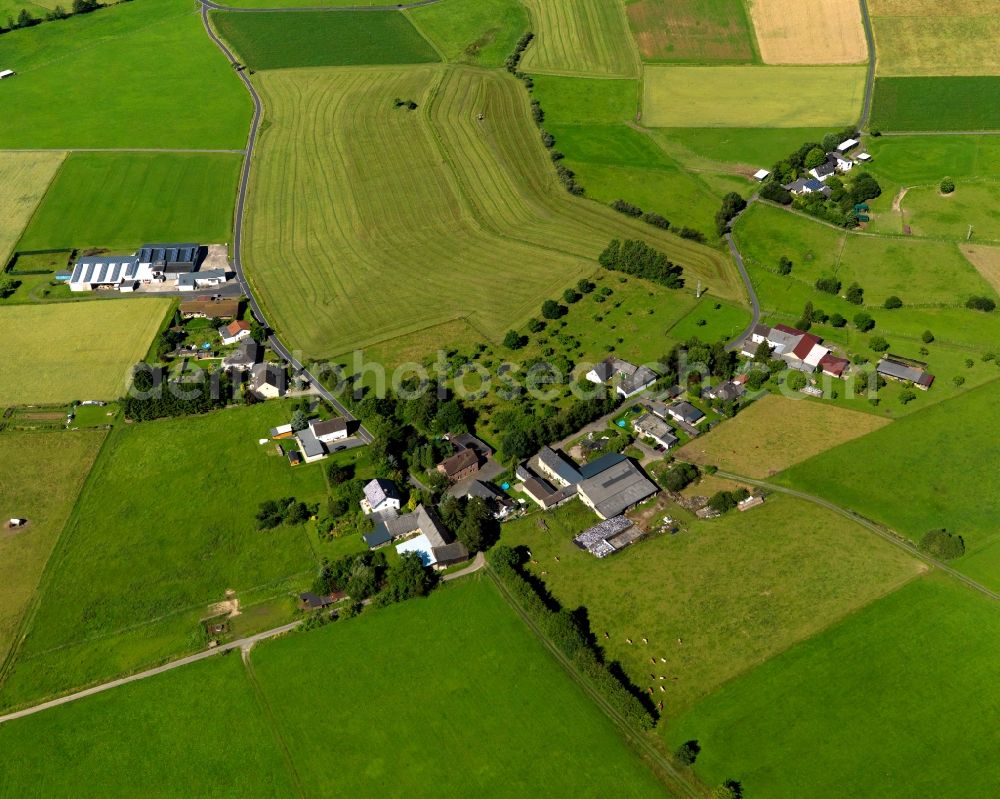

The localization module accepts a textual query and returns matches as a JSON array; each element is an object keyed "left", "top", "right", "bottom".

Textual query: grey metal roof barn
[
  {"left": 577, "top": 459, "right": 658, "bottom": 520},
  {"left": 138, "top": 243, "right": 201, "bottom": 273}
]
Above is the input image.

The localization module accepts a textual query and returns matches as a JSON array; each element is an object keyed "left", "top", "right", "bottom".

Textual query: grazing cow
[
  {"left": 650, "top": 657, "right": 656, "bottom": 664},
  {"left": 626, "top": 637, "right": 633, "bottom": 644},
  {"left": 604, "top": 631, "right": 610, "bottom": 639},
  {"left": 642, "top": 637, "right": 648, "bottom": 644},
  {"left": 659, "top": 685, "right": 665, "bottom": 692},
  {"left": 660, "top": 657, "right": 667, "bottom": 663}
]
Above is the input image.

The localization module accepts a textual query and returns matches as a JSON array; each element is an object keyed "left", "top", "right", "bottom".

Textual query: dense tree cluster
[
  {"left": 495, "top": 393, "right": 619, "bottom": 462},
  {"left": 919, "top": 529, "right": 965, "bottom": 560},
  {"left": 714, "top": 192, "right": 747, "bottom": 236},
  {"left": 706, "top": 487, "right": 750, "bottom": 514},
  {"left": 598, "top": 239, "right": 684, "bottom": 289},
  {"left": 439, "top": 495, "right": 500, "bottom": 553},
  {"left": 662, "top": 462, "right": 699, "bottom": 492},
  {"left": 123, "top": 364, "right": 230, "bottom": 421},
  {"left": 489, "top": 546, "right": 655, "bottom": 730},
  {"left": 966, "top": 296, "right": 996, "bottom": 312},
  {"left": 256, "top": 497, "right": 311, "bottom": 530}
]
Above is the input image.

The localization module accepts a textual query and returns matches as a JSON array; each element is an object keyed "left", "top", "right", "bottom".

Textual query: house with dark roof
[
  {"left": 537, "top": 446, "right": 583, "bottom": 487},
  {"left": 249, "top": 363, "right": 286, "bottom": 399},
  {"left": 618, "top": 365, "right": 659, "bottom": 398},
  {"left": 361, "top": 478, "right": 401, "bottom": 516},
  {"left": 364, "top": 504, "right": 469, "bottom": 568},
  {"left": 310, "top": 417, "right": 348, "bottom": 444},
  {"left": 666, "top": 401, "right": 705, "bottom": 426},
  {"left": 462, "top": 480, "right": 516, "bottom": 519},
  {"left": 177, "top": 269, "right": 227, "bottom": 292},
  {"left": 877, "top": 357, "right": 935, "bottom": 390},
  {"left": 437, "top": 448, "right": 480, "bottom": 482},
  {"left": 445, "top": 433, "right": 493, "bottom": 459},
  {"left": 703, "top": 380, "right": 745, "bottom": 403},
  {"left": 819, "top": 353, "right": 850, "bottom": 379},
  {"left": 298, "top": 592, "right": 333, "bottom": 610},
  {"left": 222, "top": 339, "right": 262, "bottom": 371},
  {"left": 585, "top": 359, "right": 616, "bottom": 384},
  {"left": 632, "top": 413, "right": 679, "bottom": 450},
  {"left": 577, "top": 459, "right": 658, "bottom": 520}
]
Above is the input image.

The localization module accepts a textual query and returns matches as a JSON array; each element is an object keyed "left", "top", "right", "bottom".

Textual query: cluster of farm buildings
[
  {"left": 66, "top": 243, "right": 229, "bottom": 293},
  {"left": 755, "top": 138, "right": 872, "bottom": 197}
]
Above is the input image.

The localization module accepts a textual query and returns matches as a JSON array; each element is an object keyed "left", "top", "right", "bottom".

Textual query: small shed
[
  {"left": 0, "top": 70, "right": 16, "bottom": 80},
  {"left": 855, "top": 152, "right": 872, "bottom": 162},
  {"left": 753, "top": 168, "right": 770, "bottom": 181}
]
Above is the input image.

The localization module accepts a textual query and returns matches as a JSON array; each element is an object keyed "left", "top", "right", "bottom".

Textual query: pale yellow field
[
  {"left": 642, "top": 65, "right": 866, "bottom": 127},
  {"left": 750, "top": 0, "right": 867, "bottom": 64},
  {"left": 0, "top": 151, "right": 65, "bottom": 266},
  {"left": 0, "top": 299, "right": 171, "bottom": 405},
  {"left": 677, "top": 394, "right": 891, "bottom": 478},
  {"left": 870, "top": 0, "right": 1000, "bottom": 76},
  {"left": 960, "top": 244, "right": 1000, "bottom": 296}
]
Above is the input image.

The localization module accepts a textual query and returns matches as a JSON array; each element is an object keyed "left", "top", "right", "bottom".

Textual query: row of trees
[
  {"left": 256, "top": 497, "right": 312, "bottom": 530},
  {"left": 598, "top": 239, "right": 684, "bottom": 289},
  {"left": 489, "top": 546, "right": 655, "bottom": 730},
  {"left": 714, "top": 192, "right": 747, "bottom": 236},
  {"left": 312, "top": 549, "right": 436, "bottom": 608},
  {"left": 2, "top": 0, "right": 101, "bottom": 35},
  {"left": 608, "top": 198, "right": 705, "bottom": 241}
]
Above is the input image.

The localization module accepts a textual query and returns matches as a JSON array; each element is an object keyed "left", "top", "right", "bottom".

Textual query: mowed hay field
[
  {"left": 750, "top": 0, "right": 867, "bottom": 64},
  {"left": 870, "top": 0, "right": 1000, "bottom": 76},
  {"left": 501, "top": 496, "right": 921, "bottom": 716},
  {"left": 212, "top": 10, "right": 439, "bottom": 70},
  {"left": 624, "top": 0, "right": 757, "bottom": 63},
  {"left": 0, "top": 151, "right": 65, "bottom": 266},
  {"left": 642, "top": 66, "right": 866, "bottom": 126},
  {"left": 0, "top": 0, "right": 251, "bottom": 149},
  {"left": 0, "top": 403, "right": 326, "bottom": 708},
  {"left": 671, "top": 575, "right": 1000, "bottom": 798},
  {"left": 0, "top": 431, "right": 105, "bottom": 668},
  {"left": 0, "top": 656, "right": 299, "bottom": 799},
  {"left": 17, "top": 152, "right": 242, "bottom": 251},
  {"left": 251, "top": 579, "right": 668, "bottom": 798},
  {"left": 677, "top": 394, "right": 891, "bottom": 478},
  {"left": 520, "top": 0, "right": 639, "bottom": 77},
  {"left": 0, "top": 301, "right": 171, "bottom": 406},
  {"left": 871, "top": 76, "right": 1000, "bottom": 131},
  {"left": 244, "top": 65, "right": 738, "bottom": 359}
]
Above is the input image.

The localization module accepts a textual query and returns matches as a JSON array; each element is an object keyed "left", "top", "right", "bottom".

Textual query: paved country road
[
  {"left": 0, "top": 622, "right": 302, "bottom": 725},
  {"left": 198, "top": 5, "right": 372, "bottom": 443}
]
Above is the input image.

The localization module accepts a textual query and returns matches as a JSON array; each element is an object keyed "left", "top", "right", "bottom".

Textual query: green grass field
[
  {"left": 0, "top": 402, "right": 326, "bottom": 707},
  {"left": 643, "top": 65, "right": 866, "bottom": 127},
  {"left": 16, "top": 152, "right": 241, "bottom": 251},
  {"left": 407, "top": 0, "right": 529, "bottom": 68},
  {"left": 0, "top": 655, "right": 298, "bottom": 798},
  {"left": 871, "top": 77, "right": 1000, "bottom": 131},
  {"left": 0, "top": 151, "right": 64, "bottom": 267},
  {"left": 243, "top": 64, "right": 739, "bottom": 360},
  {"left": 501, "top": 495, "right": 921, "bottom": 716},
  {"left": 520, "top": 0, "right": 639, "bottom": 77},
  {"left": 878, "top": 180, "right": 1000, "bottom": 243},
  {"left": 0, "top": 0, "right": 251, "bottom": 148},
  {"left": 251, "top": 578, "right": 668, "bottom": 797},
  {"left": 677, "top": 394, "right": 890, "bottom": 477},
  {"left": 670, "top": 575, "right": 1000, "bottom": 798},
  {"left": 0, "top": 431, "right": 105, "bottom": 668},
  {"left": 212, "top": 10, "right": 439, "bottom": 70},
  {"left": 0, "top": 300, "right": 171, "bottom": 405},
  {"left": 865, "top": 134, "right": 1000, "bottom": 186},
  {"left": 0, "top": 580, "right": 670, "bottom": 796},
  {"left": 778, "top": 381, "right": 1000, "bottom": 590},
  {"left": 647, "top": 127, "right": 832, "bottom": 171},
  {"left": 624, "top": 0, "right": 757, "bottom": 63}
]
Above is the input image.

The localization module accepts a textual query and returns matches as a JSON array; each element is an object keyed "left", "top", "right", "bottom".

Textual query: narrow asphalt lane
[
  {"left": 857, "top": 0, "right": 876, "bottom": 130},
  {"left": 0, "top": 621, "right": 302, "bottom": 725},
  {"left": 199, "top": 5, "right": 371, "bottom": 443}
]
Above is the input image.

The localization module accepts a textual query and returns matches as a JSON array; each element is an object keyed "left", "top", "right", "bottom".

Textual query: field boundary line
[
  {"left": 242, "top": 656, "right": 308, "bottom": 798},
  {"left": 484, "top": 566, "right": 704, "bottom": 799},
  {"left": 0, "top": 148, "right": 246, "bottom": 154},
  {"left": 714, "top": 470, "right": 1000, "bottom": 603}
]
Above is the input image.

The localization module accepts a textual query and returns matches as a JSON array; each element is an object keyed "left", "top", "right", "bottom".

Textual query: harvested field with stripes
[
  {"left": 520, "top": 0, "right": 639, "bottom": 77},
  {"left": 243, "top": 65, "right": 737, "bottom": 359}
]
